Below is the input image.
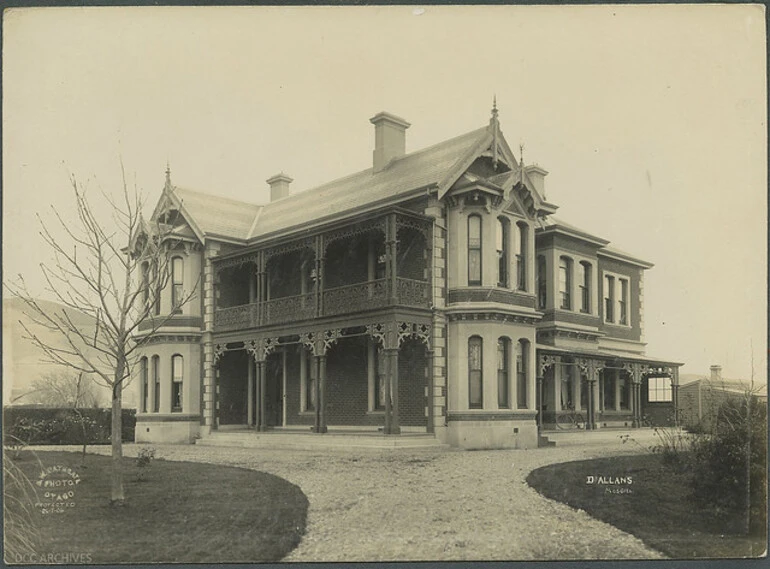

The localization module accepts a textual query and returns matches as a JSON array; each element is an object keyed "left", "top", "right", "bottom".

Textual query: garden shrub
[
  {"left": 689, "top": 396, "right": 767, "bottom": 535},
  {"left": 3, "top": 407, "right": 136, "bottom": 446}
]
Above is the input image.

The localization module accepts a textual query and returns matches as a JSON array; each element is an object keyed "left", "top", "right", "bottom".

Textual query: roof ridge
[
  {"left": 253, "top": 124, "right": 490, "bottom": 208},
  {"left": 172, "top": 185, "right": 263, "bottom": 209}
]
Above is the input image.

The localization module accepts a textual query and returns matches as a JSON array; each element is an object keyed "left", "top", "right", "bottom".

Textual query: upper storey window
[
  {"left": 171, "top": 256, "right": 184, "bottom": 314},
  {"left": 603, "top": 273, "right": 630, "bottom": 325},
  {"left": 559, "top": 256, "right": 572, "bottom": 310},
  {"left": 496, "top": 217, "right": 509, "bottom": 288},
  {"left": 536, "top": 255, "right": 547, "bottom": 309},
  {"left": 579, "top": 261, "right": 591, "bottom": 313},
  {"left": 516, "top": 223, "right": 527, "bottom": 291},
  {"left": 619, "top": 278, "right": 629, "bottom": 325},
  {"left": 604, "top": 275, "right": 615, "bottom": 322},
  {"left": 468, "top": 215, "right": 482, "bottom": 286}
]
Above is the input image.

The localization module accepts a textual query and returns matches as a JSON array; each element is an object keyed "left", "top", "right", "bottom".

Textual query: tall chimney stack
[
  {"left": 709, "top": 364, "right": 722, "bottom": 383},
  {"left": 267, "top": 173, "right": 293, "bottom": 202},
  {"left": 370, "top": 112, "right": 410, "bottom": 173}
]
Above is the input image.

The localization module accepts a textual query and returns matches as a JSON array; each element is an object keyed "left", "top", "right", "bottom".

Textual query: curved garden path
[{"left": 64, "top": 439, "right": 663, "bottom": 561}]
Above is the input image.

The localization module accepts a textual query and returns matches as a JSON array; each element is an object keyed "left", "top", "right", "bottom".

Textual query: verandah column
[
  {"left": 257, "top": 360, "right": 267, "bottom": 431},
  {"left": 247, "top": 359, "right": 255, "bottom": 428}
]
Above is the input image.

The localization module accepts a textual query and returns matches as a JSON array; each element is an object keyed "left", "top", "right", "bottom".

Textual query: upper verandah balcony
[{"left": 213, "top": 210, "right": 433, "bottom": 332}]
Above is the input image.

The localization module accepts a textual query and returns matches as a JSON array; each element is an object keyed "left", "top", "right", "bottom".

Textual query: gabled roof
[
  {"left": 170, "top": 186, "right": 262, "bottom": 241},
  {"left": 149, "top": 116, "right": 554, "bottom": 244}
]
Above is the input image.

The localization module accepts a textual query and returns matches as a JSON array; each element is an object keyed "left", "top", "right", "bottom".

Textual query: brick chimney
[
  {"left": 266, "top": 173, "right": 293, "bottom": 202},
  {"left": 524, "top": 164, "right": 549, "bottom": 199},
  {"left": 370, "top": 112, "right": 410, "bottom": 173},
  {"left": 709, "top": 364, "right": 722, "bottom": 383}
]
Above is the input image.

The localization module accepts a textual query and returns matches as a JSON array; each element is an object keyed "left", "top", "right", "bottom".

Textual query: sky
[{"left": 3, "top": 5, "right": 767, "bottom": 385}]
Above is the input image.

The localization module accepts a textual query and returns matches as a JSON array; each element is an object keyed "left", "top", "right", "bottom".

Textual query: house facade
[{"left": 134, "top": 106, "right": 682, "bottom": 448}]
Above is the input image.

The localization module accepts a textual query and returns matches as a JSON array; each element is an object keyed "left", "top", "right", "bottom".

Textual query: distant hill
[{"left": 3, "top": 297, "right": 134, "bottom": 408}]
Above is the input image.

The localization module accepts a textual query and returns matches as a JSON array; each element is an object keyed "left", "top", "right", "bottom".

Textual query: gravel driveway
[{"left": 44, "top": 441, "right": 664, "bottom": 561}]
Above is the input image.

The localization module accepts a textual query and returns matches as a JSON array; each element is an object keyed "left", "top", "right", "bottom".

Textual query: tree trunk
[{"left": 110, "top": 368, "right": 125, "bottom": 506}]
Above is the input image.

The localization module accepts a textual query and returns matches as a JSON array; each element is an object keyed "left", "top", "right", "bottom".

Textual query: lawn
[
  {"left": 526, "top": 454, "right": 766, "bottom": 559},
  {"left": 4, "top": 450, "right": 308, "bottom": 564}
]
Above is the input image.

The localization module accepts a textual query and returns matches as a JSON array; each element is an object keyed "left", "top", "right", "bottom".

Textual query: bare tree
[
  {"left": 27, "top": 371, "right": 103, "bottom": 408},
  {"left": 5, "top": 166, "right": 197, "bottom": 505}
]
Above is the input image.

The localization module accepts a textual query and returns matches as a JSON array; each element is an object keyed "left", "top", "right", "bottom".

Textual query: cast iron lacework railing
[
  {"left": 215, "top": 303, "right": 258, "bottom": 330},
  {"left": 323, "top": 278, "right": 389, "bottom": 316},
  {"left": 264, "top": 292, "right": 316, "bottom": 324},
  {"left": 214, "top": 277, "right": 431, "bottom": 332}
]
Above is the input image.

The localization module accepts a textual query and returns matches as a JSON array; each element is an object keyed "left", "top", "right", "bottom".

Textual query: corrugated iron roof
[
  {"left": 167, "top": 126, "right": 489, "bottom": 242},
  {"left": 171, "top": 186, "right": 262, "bottom": 241},
  {"left": 251, "top": 126, "right": 488, "bottom": 239}
]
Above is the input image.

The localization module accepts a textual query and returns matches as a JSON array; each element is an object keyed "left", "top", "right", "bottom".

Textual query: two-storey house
[{"left": 134, "top": 105, "right": 682, "bottom": 448}]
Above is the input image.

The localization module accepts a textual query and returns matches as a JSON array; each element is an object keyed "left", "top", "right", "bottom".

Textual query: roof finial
[
  {"left": 519, "top": 143, "right": 525, "bottom": 183},
  {"left": 165, "top": 161, "right": 172, "bottom": 190},
  {"left": 490, "top": 95, "right": 500, "bottom": 169},
  {"left": 490, "top": 95, "right": 499, "bottom": 125}
]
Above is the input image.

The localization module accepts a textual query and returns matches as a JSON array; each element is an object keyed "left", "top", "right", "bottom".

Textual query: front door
[{"left": 265, "top": 355, "right": 283, "bottom": 427}]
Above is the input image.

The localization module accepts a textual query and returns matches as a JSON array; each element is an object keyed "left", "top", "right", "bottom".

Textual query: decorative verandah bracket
[{"left": 397, "top": 321, "right": 432, "bottom": 349}]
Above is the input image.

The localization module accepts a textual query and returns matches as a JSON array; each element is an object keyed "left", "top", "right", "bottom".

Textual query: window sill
[
  {"left": 603, "top": 321, "right": 632, "bottom": 329},
  {"left": 366, "top": 410, "right": 385, "bottom": 415}
]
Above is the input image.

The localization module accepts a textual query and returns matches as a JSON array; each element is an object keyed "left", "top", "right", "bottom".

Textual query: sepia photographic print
[{"left": 2, "top": 4, "right": 767, "bottom": 565}]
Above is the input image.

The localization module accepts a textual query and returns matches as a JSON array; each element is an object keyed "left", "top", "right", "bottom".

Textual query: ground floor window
[
  {"left": 560, "top": 363, "right": 575, "bottom": 410},
  {"left": 602, "top": 370, "right": 615, "bottom": 410},
  {"left": 619, "top": 374, "right": 630, "bottom": 409},
  {"left": 580, "top": 376, "right": 588, "bottom": 410},
  {"left": 140, "top": 357, "right": 148, "bottom": 413},
  {"left": 171, "top": 355, "right": 183, "bottom": 412},
  {"left": 152, "top": 355, "right": 160, "bottom": 413},
  {"left": 648, "top": 376, "right": 672, "bottom": 402},
  {"left": 516, "top": 339, "right": 528, "bottom": 409},
  {"left": 468, "top": 336, "right": 483, "bottom": 409},
  {"left": 374, "top": 346, "right": 386, "bottom": 411},
  {"left": 497, "top": 338, "right": 510, "bottom": 408}
]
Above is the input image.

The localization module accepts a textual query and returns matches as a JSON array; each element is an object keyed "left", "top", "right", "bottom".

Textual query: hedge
[{"left": 3, "top": 407, "right": 136, "bottom": 445}]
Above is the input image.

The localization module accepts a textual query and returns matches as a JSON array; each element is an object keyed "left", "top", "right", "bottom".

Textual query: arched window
[
  {"left": 140, "top": 357, "right": 148, "bottom": 413},
  {"left": 171, "top": 355, "right": 183, "bottom": 412},
  {"left": 559, "top": 256, "right": 572, "bottom": 310},
  {"left": 152, "top": 355, "right": 160, "bottom": 413},
  {"left": 468, "top": 216, "right": 482, "bottom": 286},
  {"left": 468, "top": 336, "right": 483, "bottom": 409},
  {"left": 516, "top": 223, "right": 528, "bottom": 291},
  {"left": 497, "top": 337, "right": 510, "bottom": 408},
  {"left": 516, "top": 339, "right": 528, "bottom": 409},
  {"left": 496, "top": 217, "right": 509, "bottom": 288},
  {"left": 171, "top": 256, "right": 184, "bottom": 314},
  {"left": 537, "top": 255, "right": 547, "bottom": 309},
  {"left": 579, "top": 261, "right": 591, "bottom": 313}
]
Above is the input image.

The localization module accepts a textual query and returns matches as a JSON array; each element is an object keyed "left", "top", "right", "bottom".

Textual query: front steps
[
  {"left": 196, "top": 429, "right": 449, "bottom": 451},
  {"left": 538, "top": 427, "right": 673, "bottom": 448}
]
